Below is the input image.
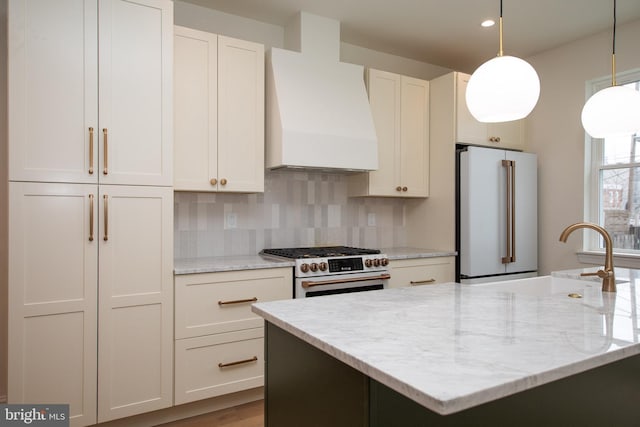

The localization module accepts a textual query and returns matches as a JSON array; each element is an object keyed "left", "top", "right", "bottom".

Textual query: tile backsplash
[{"left": 174, "top": 170, "right": 408, "bottom": 258}]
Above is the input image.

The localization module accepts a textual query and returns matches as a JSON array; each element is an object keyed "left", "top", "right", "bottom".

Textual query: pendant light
[
  {"left": 581, "top": 0, "right": 640, "bottom": 138},
  {"left": 466, "top": 0, "right": 540, "bottom": 123}
]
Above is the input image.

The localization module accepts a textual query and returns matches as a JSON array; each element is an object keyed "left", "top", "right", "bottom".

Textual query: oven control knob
[
  {"left": 310, "top": 263, "right": 318, "bottom": 272},
  {"left": 381, "top": 258, "right": 389, "bottom": 266},
  {"left": 319, "top": 262, "right": 328, "bottom": 271},
  {"left": 365, "top": 259, "right": 373, "bottom": 268},
  {"left": 373, "top": 259, "right": 381, "bottom": 267},
  {"left": 300, "top": 263, "right": 310, "bottom": 273}
]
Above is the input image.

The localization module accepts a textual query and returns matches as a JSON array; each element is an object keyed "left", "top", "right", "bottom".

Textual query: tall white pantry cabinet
[{"left": 6, "top": 1, "right": 174, "bottom": 426}]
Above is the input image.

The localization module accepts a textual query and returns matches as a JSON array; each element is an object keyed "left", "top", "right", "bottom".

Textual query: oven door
[{"left": 295, "top": 271, "right": 390, "bottom": 298}]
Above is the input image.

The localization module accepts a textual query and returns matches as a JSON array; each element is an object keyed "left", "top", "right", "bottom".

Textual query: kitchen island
[{"left": 252, "top": 276, "right": 640, "bottom": 426}]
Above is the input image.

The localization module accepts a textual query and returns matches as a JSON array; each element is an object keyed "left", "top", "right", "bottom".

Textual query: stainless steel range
[{"left": 261, "top": 246, "right": 390, "bottom": 298}]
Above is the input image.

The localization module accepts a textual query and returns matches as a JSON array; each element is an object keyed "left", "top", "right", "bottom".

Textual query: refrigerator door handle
[
  {"left": 501, "top": 160, "right": 516, "bottom": 264},
  {"left": 511, "top": 160, "right": 516, "bottom": 263}
]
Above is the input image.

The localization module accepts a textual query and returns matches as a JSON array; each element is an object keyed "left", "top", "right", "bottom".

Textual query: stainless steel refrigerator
[{"left": 457, "top": 145, "right": 538, "bottom": 283}]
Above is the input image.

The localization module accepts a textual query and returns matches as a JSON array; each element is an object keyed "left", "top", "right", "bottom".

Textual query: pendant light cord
[
  {"left": 612, "top": 0, "right": 617, "bottom": 86},
  {"left": 498, "top": 0, "right": 504, "bottom": 57}
]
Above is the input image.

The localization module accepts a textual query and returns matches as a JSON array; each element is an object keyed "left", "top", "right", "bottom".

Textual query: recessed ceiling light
[{"left": 481, "top": 19, "right": 496, "bottom": 27}]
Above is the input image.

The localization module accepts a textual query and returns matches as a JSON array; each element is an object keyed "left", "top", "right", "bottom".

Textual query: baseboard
[{"left": 96, "top": 387, "right": 263, "bottom": 427}]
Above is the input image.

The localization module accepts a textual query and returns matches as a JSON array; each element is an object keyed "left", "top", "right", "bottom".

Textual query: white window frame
[{"left": 583, "top": 68, "right": 640, "bottom": 266}]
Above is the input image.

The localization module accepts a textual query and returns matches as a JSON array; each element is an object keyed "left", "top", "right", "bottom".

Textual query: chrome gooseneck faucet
[{"left": 559, "top": 222, "right": 616, "bottom": 292}]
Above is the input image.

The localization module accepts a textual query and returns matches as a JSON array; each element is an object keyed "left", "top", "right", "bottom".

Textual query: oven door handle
[{"left": 301, "top": 274, "right": 391, "bottom": 289}]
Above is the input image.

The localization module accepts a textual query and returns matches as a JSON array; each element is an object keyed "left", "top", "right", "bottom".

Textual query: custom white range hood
[{"left": 266, "top": 12, "right": 378, "bottom": 172}]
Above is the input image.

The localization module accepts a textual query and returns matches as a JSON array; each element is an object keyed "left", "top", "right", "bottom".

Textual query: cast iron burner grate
[{"left": 261, "top": 246, "right": 380, "bottom": 259}]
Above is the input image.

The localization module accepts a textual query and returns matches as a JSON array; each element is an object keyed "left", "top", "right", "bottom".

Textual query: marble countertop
[
  {"left": 174, "top": 247, "right": 453, "bottom": 275},
  {"left": 174, "top": 255, "right": 294, "bottom": 275},
  {"left": 252, "top": 274, "right": 640, "bottom": 415}
]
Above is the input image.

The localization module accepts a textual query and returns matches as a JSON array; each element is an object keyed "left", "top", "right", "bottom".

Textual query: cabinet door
[
  {"left": 97, "top": 185, "right": 173, "bottom": 422},
  {"left": 217, "top": 36, "right": 265, "bottom": 192},
  {"left": 400, "top": 76, "right": 429, "bottom": 197},
  {"left": 455, "top": 72, "right": 488, "bottom": 145},
  {"left": 174, "top": 26, "right": 218, "bottom": 191},
  {"left": 365, "top": 69, "right": 401, "bottom": 196},
  {"left": 8, "top": 182, "right": 98, "bottom": 426},
  {"left": 455, "top": 72, "right": 524, "bottom": 149},
  {"left": 98, "top": 0, "right": 173, "bottom": 186},
  {"left": 488, "top": 121, "right": 525, "bottom": 150},
  {"left": 8, "top": 0, "right": 98, "bottom": 184}
]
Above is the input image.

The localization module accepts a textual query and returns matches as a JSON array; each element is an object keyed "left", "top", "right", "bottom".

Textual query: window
[{"left": 587, "top": 72, "right": 640, "bottom": 253}]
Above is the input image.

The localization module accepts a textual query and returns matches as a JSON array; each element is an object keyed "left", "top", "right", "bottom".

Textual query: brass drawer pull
[
  {"left": 220, "top": 178, "right": 228, "bottom": 185},
  {"left": 210, "top": 178, "right": 217, "bottom": 186},
  {"left": 218, "top": 297, "right": 258, "bottom": 306},
  {"left": 410, "top": 278, "right": 436, "bottom": 285},
  {"left": 89, "top": 194, "right": 94, "bottom": 241},
  {"left": 218, "top": 356, "right": 258, "bottom": 368},
  {"left": 88, "top": 127, "right": 94, "bottom": 174}
]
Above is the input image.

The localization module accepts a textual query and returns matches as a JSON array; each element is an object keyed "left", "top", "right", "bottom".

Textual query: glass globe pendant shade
[
  {"left": 466, "top": 55, "right": 541, "bottom": 123},
  {"left": 581, "top": 85, "right": 640, "bottom": 138}
]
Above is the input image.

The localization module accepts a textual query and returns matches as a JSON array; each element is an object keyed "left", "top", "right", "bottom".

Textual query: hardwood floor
[{"left": 157, "top": 401, "right": 264, "bottom": 427}]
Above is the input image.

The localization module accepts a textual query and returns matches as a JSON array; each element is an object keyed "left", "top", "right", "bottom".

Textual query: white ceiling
[{"left": 180, "top": 0, "right": 640, "bottom": 72}]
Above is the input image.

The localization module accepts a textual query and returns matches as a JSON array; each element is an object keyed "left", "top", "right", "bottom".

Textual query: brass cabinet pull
[
  {"left": 410, "top": 278, "right": 436, "bottom": 285},
  {"left": 89, "top": 194, "right": 94, "bottom": 241},
  {"left": 210, "top": 178, "right": 217, "bottom": 186},
  {"left": 489, "top": 136, "right": 501, "bottom": 143},
  {"left": 103, "top": 194, "right": 108, "bottom": 241},
  {"left": 88, "top": 127, "right": 94, "bottom": 174},
  {"left": 220, "top": 178, "right": 227, "bottom": 185},
  {"left": 218, "top": 356, "right": 258, "bottom": 369},
  {"left": 396, "top": 186, "right": 402, "bottom": 192},
  {"left": 103, "top": 128, "right": 108, "bottom": 175},
  {"left": 218, "top": 297, "right": 258, "bottom": 306},
  {"left": 302, "top": 273, "right": 391, "bottom": 289},
  {"left": 402, "top": 186, "right": 408, "bottom": 192}
]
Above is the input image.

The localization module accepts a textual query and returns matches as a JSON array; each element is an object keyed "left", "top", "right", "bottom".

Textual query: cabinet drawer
[
  {"left": 388, "top": 257, "right": 454, "bottom": 288},
  {"left": 175, "top": 329, "right": 264, "bottom": 405},
  {"left": 175, "top": 268, "right": 292, "bottom": 339}
]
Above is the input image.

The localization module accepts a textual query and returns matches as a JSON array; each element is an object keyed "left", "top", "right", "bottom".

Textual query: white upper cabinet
[
  {"left": 9, "top": 0, "right": 173, "bottom": 186},
  {"left": 174, "top": 27, "right": 264, "bottom": 193},
  {"left": 455, "top": 72, "right": 524, "bottom": 150},
  {"left": 349, "top": 69, "right": 429, "bottom": 198}
]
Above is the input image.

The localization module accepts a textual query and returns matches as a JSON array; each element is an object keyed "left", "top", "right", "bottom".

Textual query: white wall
[
  {"left": 173, "top": 1, "right": 451, "bottom": 81},
  {"left": 526, "top": 18, "right": 640, "bottom": 274}
]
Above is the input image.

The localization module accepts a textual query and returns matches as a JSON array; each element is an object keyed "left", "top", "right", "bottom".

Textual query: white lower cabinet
[
  {"left": 8, "top": 182, "right": 98, "bottom": 426},
  {"left": 174, "top": 268, "right": 292, "bottom": 404},
  {"left": 97, "top": 185, "right": 174, "bottom": 422},
  {"left": 388, "top": 257, "right": 455, "bottom": 288},
  {"left": 8, "top": 182, "right": 173, "bottom": 426}
]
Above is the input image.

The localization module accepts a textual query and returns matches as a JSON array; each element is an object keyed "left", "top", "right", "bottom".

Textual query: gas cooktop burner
[{"left": 261, "top": 246, "right": 380, "bottom": 259}]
